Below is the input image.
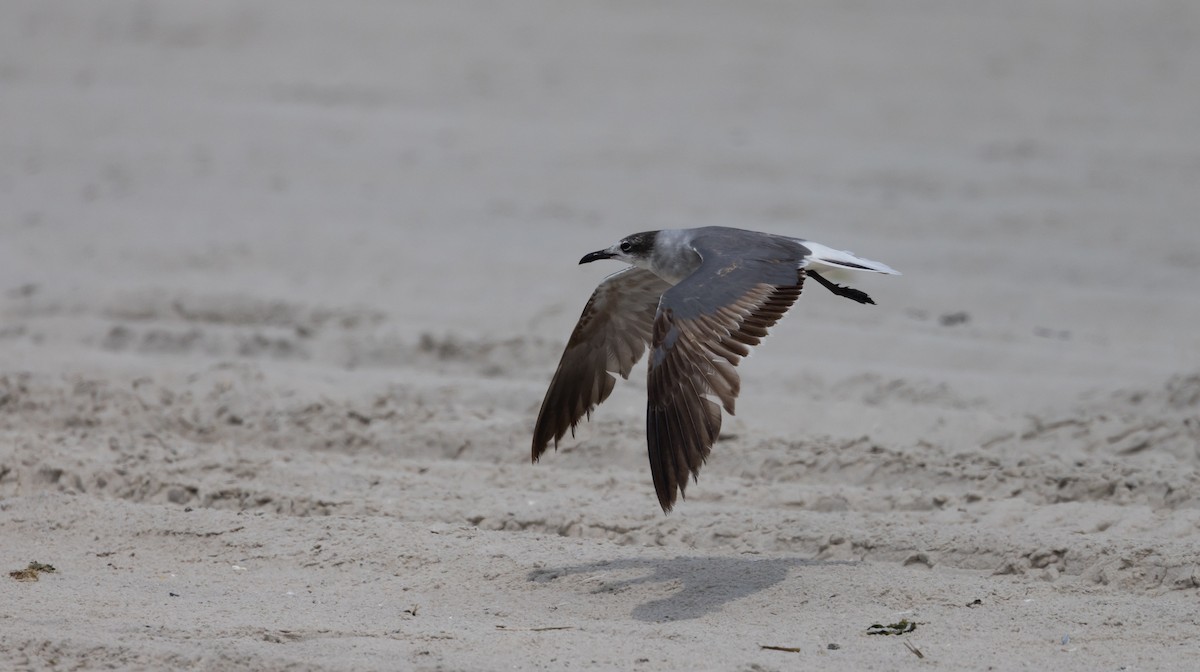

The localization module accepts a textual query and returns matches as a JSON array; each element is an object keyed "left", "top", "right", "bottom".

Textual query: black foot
[{"left": 808, "top": 270, "right": 875, "bottom": 305}]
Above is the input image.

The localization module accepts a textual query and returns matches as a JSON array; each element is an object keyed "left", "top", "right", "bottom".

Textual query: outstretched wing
[
  {"left": 645, "top": 231, "right": 809, "bottom": 511},
  {"left": 533, "top": 267, "right": 672, "bottom": 461}
]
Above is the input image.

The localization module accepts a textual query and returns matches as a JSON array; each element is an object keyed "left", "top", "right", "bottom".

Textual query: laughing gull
[{"left": 532, "top": 226, "right": 899, "bottom": 512}]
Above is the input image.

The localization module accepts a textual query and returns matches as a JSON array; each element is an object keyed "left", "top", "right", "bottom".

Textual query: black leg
[{"left": 808, "top": 270, "right": 876, "bottom": 305}]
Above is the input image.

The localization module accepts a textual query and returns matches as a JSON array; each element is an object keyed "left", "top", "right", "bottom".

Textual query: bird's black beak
[{"left": 579, "top": 250, "right": 615, "bottom": 265}]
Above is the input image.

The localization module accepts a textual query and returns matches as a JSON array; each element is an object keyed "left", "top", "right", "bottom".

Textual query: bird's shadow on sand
[{"left": 528, "top": 555, "right": 853, "bottom": 622}]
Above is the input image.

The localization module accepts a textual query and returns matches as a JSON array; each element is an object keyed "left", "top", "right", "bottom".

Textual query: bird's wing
[
  {"left": 646, "top": 232, "right": 808, "bottom": 511},
  {"left": 533, "top": 267, "right": 672, "bottom": 461}
]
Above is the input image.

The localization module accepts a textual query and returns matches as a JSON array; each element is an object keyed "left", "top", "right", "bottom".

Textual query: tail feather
[{"left": 800, "top": 241, "right": 900, "bottom": 275}]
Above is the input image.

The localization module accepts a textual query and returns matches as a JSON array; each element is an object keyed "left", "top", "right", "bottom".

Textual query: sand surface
[{"left": 3, "top": 1, "right": 1200, "bottom": 670}]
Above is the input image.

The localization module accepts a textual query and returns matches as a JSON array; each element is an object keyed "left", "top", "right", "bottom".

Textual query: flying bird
[{"left": 531, "top": 226, "right": 898, "bottom": 512}]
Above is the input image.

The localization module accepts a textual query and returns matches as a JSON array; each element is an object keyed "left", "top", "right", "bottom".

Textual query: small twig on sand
[{"left": 9, "top": 561, "right": 56, "bottom": 582}]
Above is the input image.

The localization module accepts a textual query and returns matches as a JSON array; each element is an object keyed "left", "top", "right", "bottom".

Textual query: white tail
[{"left": 800, "top": 240, "right": 900, "bottom": 275}]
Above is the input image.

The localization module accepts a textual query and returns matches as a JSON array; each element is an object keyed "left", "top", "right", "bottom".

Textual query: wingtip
[
  {"left": 531, "top": 434, "right": 557, "bottom": 463},
  {"left": 658, "top": 483, "right": 685, "bottom": 514}
]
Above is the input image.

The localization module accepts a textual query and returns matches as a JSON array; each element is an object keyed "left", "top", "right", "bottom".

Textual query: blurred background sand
[{"left": 2, "top": 1, "right": 1199, "bottom": 669}]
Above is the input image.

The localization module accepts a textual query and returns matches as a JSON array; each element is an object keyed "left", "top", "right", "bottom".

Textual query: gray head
[{"left": 579, "top": 231, "right": 658, "bottom": 266}]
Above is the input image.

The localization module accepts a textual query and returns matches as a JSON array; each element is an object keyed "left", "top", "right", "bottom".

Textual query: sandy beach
[{"left": 2, "top": 1, "right": 1199, "bottom": 669}]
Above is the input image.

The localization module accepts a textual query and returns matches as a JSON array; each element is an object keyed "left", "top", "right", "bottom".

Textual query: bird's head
[{"left": 579, "top": 231, "right": 658, "bottom": 267}]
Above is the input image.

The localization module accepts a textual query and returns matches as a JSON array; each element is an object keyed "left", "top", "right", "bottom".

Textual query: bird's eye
[{"left": 619, "top": 241, "right": 632, "bottom": 253}]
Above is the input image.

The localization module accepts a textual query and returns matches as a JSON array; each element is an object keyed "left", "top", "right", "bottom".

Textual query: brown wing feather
[
  {"left": 532, "top": 267, "right": 671, "bottom": 461},
  {"left": 646, "top": 274, "right": 805, "bottom": 511}
]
